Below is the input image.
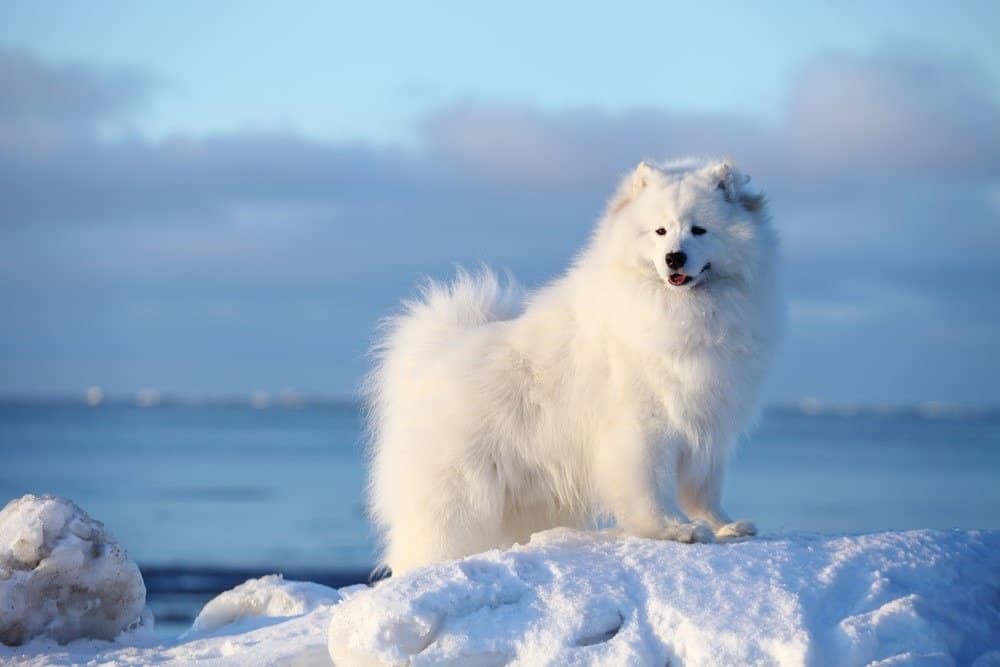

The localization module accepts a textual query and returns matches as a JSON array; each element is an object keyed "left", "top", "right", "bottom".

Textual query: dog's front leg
[
  {"left": 594, "top": 421, "right": 714, "bottom": 544},
  {"left": 677, "top": 449, "right": 757, "bottom": 540}
]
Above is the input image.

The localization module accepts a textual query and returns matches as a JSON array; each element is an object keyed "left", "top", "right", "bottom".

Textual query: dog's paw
[
  {"left": 658, "top": 521, "right": 715, "bottom": 544},
  {"left": 715, "top": 520, "right": 757, "bottom": 540}
]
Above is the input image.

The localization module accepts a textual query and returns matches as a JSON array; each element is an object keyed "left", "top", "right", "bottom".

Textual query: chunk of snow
[
  {"left": 328, "top": 528, "right": 1000, "bottom": 666},
  {"left": 184, "top": 574, "right": 341, "bottom": 638},
  {"left": 0, "top": 494, "right": 151, "bottom": 646}
]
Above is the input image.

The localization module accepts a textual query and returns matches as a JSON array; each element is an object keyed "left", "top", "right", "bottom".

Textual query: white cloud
[
  {"left": 2, "top": 46, "right": 999, "bottom": 400},
  {"left": 786, "top": 49, "right": 1000, "bottom": 178}
]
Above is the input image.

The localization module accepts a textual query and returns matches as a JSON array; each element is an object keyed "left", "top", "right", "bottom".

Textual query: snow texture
[
  {"left": 184, "top": 574, "right": 341, "bottom": 639},
  {"left": 328, "top": 528, "right": 1000, "bottom": 666},
  {"left": 2, "top": 575, "right": 356, "bottom": 666},
  {"left": 0, "top": 494, "right": 151, "bottom": 646},
  {"left": 2, "top": 528, "right": 998, "bottom": 666}
]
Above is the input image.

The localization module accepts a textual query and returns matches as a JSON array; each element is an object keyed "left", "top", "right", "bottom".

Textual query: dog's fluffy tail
[
  {"left": 363, "top": 268, "right": 521, "bottom": 570},
  {"left": 368, "top": 267, "right": 520, "bottom": 375}
]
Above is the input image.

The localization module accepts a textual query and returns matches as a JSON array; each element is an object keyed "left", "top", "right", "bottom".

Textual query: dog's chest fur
[{"left": 624, "top": 302, "right": 768, "bottom": 448}]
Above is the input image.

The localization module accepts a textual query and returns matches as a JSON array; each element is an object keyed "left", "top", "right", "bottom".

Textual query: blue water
[
  {"left": 3, "top": 402, "right": 999, "bottom": 634},
  {"left": 2, "top": 404, "right": 999, "bottom": 572},
  {"left": 0, "top": 404, "right": 371, "bottom": 569}
]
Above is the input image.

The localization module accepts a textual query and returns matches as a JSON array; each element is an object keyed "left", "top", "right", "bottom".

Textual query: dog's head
[{"left": 602, "top": 159, "right": 771, "bottom": 290}]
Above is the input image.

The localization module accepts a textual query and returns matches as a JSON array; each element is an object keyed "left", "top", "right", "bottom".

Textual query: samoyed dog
[{"left": 366, "top": 158, "right": 781, "bottom": 574}]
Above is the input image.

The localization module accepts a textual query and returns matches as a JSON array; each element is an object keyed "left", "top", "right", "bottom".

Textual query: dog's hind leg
[
  {"left": 383, "top": 462, "right": 508, "bottom": 574},
  {"left": 677, "top": 448, "right": 756, "bottom": 540}
]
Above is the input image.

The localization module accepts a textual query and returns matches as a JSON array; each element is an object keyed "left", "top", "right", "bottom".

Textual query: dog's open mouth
[
  {"left": 668, "top": 273, "right": 691, "bottom": 286},
  {"left": 668, "top": 263, "right": 712, "bottom": 287}
]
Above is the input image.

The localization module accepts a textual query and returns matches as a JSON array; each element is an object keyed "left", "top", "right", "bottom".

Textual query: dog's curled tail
[
  {"left": 368, "top": 267, "right": 521, "bottom": 373},
  {"left": 362, "top": 268, "right": 521, "bottom": 572},
  {"left": 413, "top": 266, "right": 520, "bottom": 332},
  {"left": 362, "top": 266, "right": 520, "bottom": 445}
]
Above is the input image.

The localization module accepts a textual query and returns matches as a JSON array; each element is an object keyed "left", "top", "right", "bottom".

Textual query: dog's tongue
[{"left": 669, "top": 273, "right": 689, "bottom": 286}]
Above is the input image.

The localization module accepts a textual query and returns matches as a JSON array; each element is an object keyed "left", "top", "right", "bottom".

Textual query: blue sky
[
  {"left": 1, "top": 2, "right": 998, "bottom": 402},
  {"left": 5, "top": 1, "right": 998, "bottom": 143}
]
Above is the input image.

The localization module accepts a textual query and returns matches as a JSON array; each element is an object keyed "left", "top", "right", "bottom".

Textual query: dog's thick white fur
[{"left": 366, "top": 158, "right": 781, "bottom": 574}]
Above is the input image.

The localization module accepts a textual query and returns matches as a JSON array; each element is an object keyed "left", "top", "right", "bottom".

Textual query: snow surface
[
  {"left": 0, "top": 495, "right": 151, "bottom": 646},
  {"left": 2, "top": 528, "right": 998, "bottom": 666},
  {"left": 1, "top": 575, "right": 358, "bottom": 666},
  {"left": 184, "top": 574, "right": 342, "bottom": 639},
  {"left": 328, "top": 528, "right": 1000, "bottom": 666}
]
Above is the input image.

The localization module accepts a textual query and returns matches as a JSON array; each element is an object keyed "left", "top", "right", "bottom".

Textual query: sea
[{"left": 2, "top": 401, "right": 998, "bottom": 636}]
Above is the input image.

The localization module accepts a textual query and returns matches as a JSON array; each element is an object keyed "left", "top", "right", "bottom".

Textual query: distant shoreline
[{"left": 1, "top": 395, "right": 998, "bottom": 420}]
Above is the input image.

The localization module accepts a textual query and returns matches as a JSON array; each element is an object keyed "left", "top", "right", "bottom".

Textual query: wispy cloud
[
  {"left": 787, "top": 49, "right": 1000, "bottom": 178},
  {"left": 0, "top": 46, "right": 997, "bottom": 401},
  {"left": 0, "top": 47, "right": 153, "bottom": 152}
]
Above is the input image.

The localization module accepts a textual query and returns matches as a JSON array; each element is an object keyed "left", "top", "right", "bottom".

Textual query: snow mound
[
  {"left": 1, "top": 579, "right": 359, "bottom": 666},
  {"left": 328, "top": 528, "right": 1000, "bottom": 666},
  {"left": 2, "top": 527, "right": 996, "bottom": 666},
  {"left": 0, "top": 494, "right": 151, "bottom": 646},
  {"left": 184, "top": 574, "right": 341, "bottom": 638}
]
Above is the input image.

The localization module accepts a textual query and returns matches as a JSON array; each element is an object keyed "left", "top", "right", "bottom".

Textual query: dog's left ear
[
  {"left": 609, "top": 161, "right": 654, "bottom": 213},
  {"left": 714, "top": 161, "right": 765, "bottom": 214}
]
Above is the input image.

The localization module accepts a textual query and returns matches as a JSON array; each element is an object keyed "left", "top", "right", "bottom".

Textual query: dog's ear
[
  {"left": 609, "top": 161, "right": 653, "bottom": 213},
  {"left": 714, "top": 161, "right": 766, "bottom": 214}
]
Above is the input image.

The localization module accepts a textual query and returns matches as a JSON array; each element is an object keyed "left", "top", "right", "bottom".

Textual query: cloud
[
  {"left": 2, "top": 46, "right": 997, "bottom": 222},
  {"left": 0, "top": 46, "right": 998, "bottom": 401},
  {"left": 0, "top": 47, "right": 153, "bottom": 155},
  {"left": 422, "top": 50, "right": 1000, "bottom": 191},
  {"left": 0, "top": 127, "right": 430, "bottom": 224},
  {"left": 786, "top": 49, "right": 1000, "bottom": 179},
  {"left": 421, "top": 104, "right": 771, "bottom": 191}
]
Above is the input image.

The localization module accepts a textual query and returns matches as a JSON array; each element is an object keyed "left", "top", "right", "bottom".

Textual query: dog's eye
[
  {"left": 691, "top": 226, "right": 707, "bottom": 236},
  {"left": 655, "top": 228, "right": 666, "bottom": 236}
]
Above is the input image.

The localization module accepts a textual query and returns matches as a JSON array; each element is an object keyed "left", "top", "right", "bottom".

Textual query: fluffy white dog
[{"left": 366, "top": 158, "right": 781, "bottom": 574}]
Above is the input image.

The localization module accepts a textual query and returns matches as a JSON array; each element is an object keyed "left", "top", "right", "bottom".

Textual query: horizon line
[{"left": 0, "top": 393, "right": 998, "bottom": 419}]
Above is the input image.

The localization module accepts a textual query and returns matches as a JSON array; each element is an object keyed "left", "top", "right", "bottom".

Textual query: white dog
[{"left": 366, "top": 158, "right": 781, "bottom": 574}]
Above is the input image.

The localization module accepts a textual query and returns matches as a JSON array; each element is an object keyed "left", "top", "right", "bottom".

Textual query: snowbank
[
  {"left": 184, "top": 574, "right": 342, "bottom": 639},
  {"left": 328, "top": 528, "right": 1000, "bottom": 666},
  {"left": 2, "top": 527, "right": 997, "bottom": 666},
  {"left": 0, "top": 495, "right": 151, "bottom": 646},
  {"left": 1, "top": 575, "right": 355, "bottom": 666}
]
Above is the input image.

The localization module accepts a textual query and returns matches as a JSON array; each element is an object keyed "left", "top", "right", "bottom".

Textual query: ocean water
[{"left": 2, "top": 402, "right": 999, "bottom": 634}]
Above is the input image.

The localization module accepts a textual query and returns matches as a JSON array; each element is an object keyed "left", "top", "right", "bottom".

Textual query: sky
[{"left": 1, "top": 1, "right": 998, "bottom": 403}]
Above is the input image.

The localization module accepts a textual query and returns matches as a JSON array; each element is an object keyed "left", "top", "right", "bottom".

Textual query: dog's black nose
[{"left": 665, "top": 251, "right": 687, "bottom": 270}]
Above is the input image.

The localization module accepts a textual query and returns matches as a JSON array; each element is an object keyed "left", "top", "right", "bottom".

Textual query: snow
[
  {"left": 328, "top": 528, "right": 1000, "bottom": 666},
  {"left": 1, "top": 575, "right": 356, "bottom": 666},
  {"left": 184, "top": 574, "right": 341, "bottom": 639},
  {"left": 0, "top": 495, "right": 151, "bottom": 646},
  {"left": 3, "top": 526, "right": 998, "bottom": 666}
]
